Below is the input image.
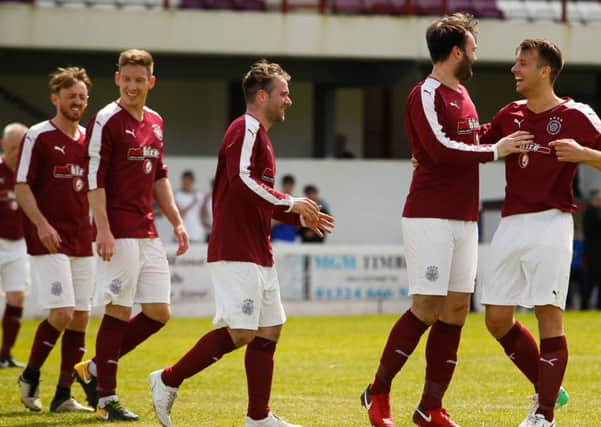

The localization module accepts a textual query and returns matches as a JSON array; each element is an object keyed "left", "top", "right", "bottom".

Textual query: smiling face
[
  {"left": 511, "top": 48, "right": 550, "bottom": 97},
  {"left": 115, "top": 64, "right": 155, "bottom": 112},
  {"left": 262, "top": 76, "right": 292, "bottom": 124},
  {"left": 51, "top": 81, "right": 89, "bottom": 123}
]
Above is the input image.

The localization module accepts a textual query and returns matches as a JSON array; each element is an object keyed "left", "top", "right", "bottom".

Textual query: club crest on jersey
[
  {"left": 152, "top": 124, "right": 163, "bottom": 141},
  {"left": 127, "top": 146, "right": 160, "bottom": 161},
  {"left": 519, "top": 153, "right": 529, "bottom": 168},
  {"left": 262, "top": 168, "right": 275, "bottom": 184},
  {"left": 547, "top": 116, "right": 562, "bottom": 135},
  {"left": 53, "top": 163, "right": 85, "bottom": 179},
  {"left": 143, "top": 159, "right": 153, "bottom": 175},
  {"left": 457, "top": 117, "right": 479, "bottom": 135}
]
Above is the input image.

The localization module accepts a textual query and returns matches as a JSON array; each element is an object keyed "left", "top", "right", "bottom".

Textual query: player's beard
[
  {"left": 60, "top": 104, "right": 83, "bottom": 122},
  {"left": 266, "top": 104, "right": 285, "bottom": 123},
  {"left": 455, "top": 56, "right": 474, "bottom": 83}
]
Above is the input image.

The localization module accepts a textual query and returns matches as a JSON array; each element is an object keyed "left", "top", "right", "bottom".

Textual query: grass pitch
[{"left": 1, "top": 312, "right": 600, "bottom": 426}]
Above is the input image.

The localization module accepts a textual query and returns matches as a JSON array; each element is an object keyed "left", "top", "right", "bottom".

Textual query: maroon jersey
[
  {"left": 403, "top": 77, "right": 496, "bottom": 221},
  {"left": 87, "top": 102, "right": 168, "bottom": 239},
  {"left": 15, "top": 121, "right": 93, "bottom": 256},
  {"left": 207, "top": 114, "right": 299, "bottom": 267},
  {"left": 0, "top": 159, "right": 24, "bottom": 240},
  {"left": 481, "top": 98, "right": 601, "bottom": 217}
]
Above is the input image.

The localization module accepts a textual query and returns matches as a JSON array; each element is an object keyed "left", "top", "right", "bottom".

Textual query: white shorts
[
  {"left": 209, "top": 261, "right": 286, "bottom": 330},
  {"left": 480, "top": 209, "right": 572, "bottom": 309},
  {"left": 0, "top": 238, "right": 28, "bottom": 293},
  {"left": 30, "top": 254, "right": 95, "bottom": 311},
  {"left": 96, "top": 238, "right": 170, "bottom": 307},
  {"left": 402, "top": 217, "right": 478, "bottom": 296}
]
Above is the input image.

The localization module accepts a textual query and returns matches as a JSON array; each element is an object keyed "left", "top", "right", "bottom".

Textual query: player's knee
[
  {"left": 5, "top": 291, "right": 25, "bottom": 307},
  {"left": 229, "top": 329, "right": 257, "bottom": 347},
  {"left": 49, "top": 308, "right": 74, "bottom": 331},
  {"left": 485, "top": 312, "right": 512, "bottom": 338},
  {"left": 143, "top": 304, "right": 171, "bottom": 324}
]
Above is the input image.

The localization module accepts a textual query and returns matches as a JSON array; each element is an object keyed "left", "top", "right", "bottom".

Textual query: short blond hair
[
  {"left": 49, "top": 67, "right": 92, "bottom": 94},
  {"left": 242, "top": 59, "right": 291, "bottom": 103},
  {"left": 118, "top": 49, "right": 154, "bottom": 76}
]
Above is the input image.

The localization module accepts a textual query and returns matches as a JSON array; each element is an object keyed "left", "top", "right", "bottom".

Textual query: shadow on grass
[{"left": 0, "top": 410, "right": 100, "bottom": 426}]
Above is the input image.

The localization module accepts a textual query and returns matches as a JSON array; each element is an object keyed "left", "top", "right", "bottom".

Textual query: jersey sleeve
[
  {"left": 572, "top": 104, "right": 601, "bottom": 149},
  {"left": 272, "top": 209, "right": 301, "bottom": 226},
  {"left": 154, "top": 148, "right": 168, "bottom": 182},
  {"left": 15, "top": 130, "right": 42, "bottom": 185},
  {"left": 86, "top": 114, "right": 112, "bottom": 191},
  {"left": 224, "top": 126, "right": 293, "bottom": 211},
  {"left": 406, "top": 87, "right": 495, "bottom": 164}
]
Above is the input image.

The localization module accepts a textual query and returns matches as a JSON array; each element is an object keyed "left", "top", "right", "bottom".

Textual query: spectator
[
  {"left": 200, "top": 179, "right": 214, "bottom": 243},
  {"left": 582, "top": 189, "right": 601, "bottom": 309},
  {"left": 270, "top": 174, "right": 298, "bottom": 243},
  {"left": 334, "top": 133, "right": 355, "bottom": 158},
  {"left": 567, "top": 224, "right": 586, "bottom": 310},
  {"left": 174, "top": 170, "right": 204, "bottom": 243},
  {"left": 299, "top": 184, "right": 330, "bottom": 243}
]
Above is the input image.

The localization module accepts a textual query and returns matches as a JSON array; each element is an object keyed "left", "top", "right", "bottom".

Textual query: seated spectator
[
  {"left": 271, "top": 174, "right": 298, "bottom": 243},
  {"left": 299, "top": 184, "right": 330, "bottom": 243}
]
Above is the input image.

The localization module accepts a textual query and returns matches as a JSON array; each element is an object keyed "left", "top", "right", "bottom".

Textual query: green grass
[{"left": 1, "top": 312, "right": 600, "bottom": 426}]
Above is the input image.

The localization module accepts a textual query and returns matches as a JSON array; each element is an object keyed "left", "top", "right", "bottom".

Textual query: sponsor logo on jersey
[
  {"left": 519, "top": 152, "right": 529, "bottom": 168},
  {"left": 53, "top": 164, "right": 85, "bottom": 179},
  {"left": 152, "top": 124, "right": 163, "bottom": 141},
  {"left": 73, "top": 177, "right": 84, "bottom": 192},
  {"left": 547, "top": 116, "right": 563, "bottom": 135},
  {"left": 521, "top": 143, "right": 551, "bottom": 155},
  {"left": 127, "top": 146, "right": 160, "bottom": 161},
  {"left": 0, "top": 189, "right": 16, "bottom": 201},
  {"left": 143, "top": 158, "right": 153, "bottom": 175},
  {"left": 457, "top": 117, "right": 479, "bottom": 135},
  {"left": 261, "top": 168, "right": 275, "bottom": 184}
]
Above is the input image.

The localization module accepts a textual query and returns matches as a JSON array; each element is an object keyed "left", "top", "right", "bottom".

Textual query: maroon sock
[
  {"left": 95, "top": 315, "right": 128, "bottom": 398},
  {"left": 161, "top": 327, "right": 235, "bottom": 388},
  {"left": 27, "top": 319, "right": 61, "bottom": 371},
  {"left": 370, "top": 310, "right": 429, "bottom": 394},
  {"left": 1, "top": 304, "right": 23, "bottom": 359},
  {"left": 118, "top": 313, "right": 164, "bottom": 359},
  {"left": 498, "top": 321, "right": 540, "bottom": 392},
  {"left": 59, "top": 329, "right": 86, "bottom": 388},
  {"left": 245, "top": 337, "right": 276, "bottom": 420},
  {"left": 419, "top": 320, "right": 462, "bottom": 410},
  {"left": 536, "top": 336, "right": 568, "bottom": 422}
]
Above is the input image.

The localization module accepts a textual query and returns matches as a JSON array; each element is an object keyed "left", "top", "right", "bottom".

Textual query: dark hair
[
  {"left": 517, "top": 39, "right": 564, "bottom": 84},
  {"left": 426, "top": 13, "right": 477, "bottom": 63},
  {"left": 49, "top": 67, "right": 92, "bottom": 94},
  {"left": 304, "top": 184, "right": 318, "bottom": 195},
  {"left": 282, "top": 174, "right": 295, "bottom": 185},
  {"left": 242, "top": 59, "right": 291, "bottom": 103},
  {"left": 182, "top": 170, "right": 195, "bottom": 180}
]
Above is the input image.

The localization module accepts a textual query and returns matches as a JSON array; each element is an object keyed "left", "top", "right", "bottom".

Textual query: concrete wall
[{"left": 3, "top": 5, "right": 601, "bottom": 64}]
